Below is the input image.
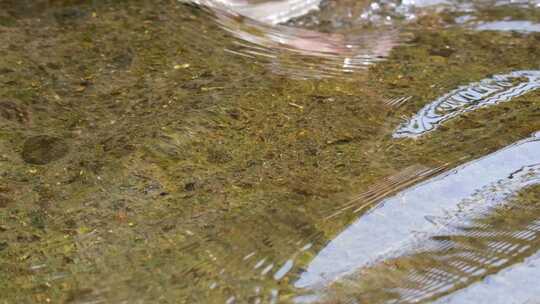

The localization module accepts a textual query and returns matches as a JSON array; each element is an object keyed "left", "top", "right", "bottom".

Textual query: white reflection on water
[
  {"left": 193, "top": 0, "right": 323, "bottom": 25},
  {"left": 435, "top": 248, "right": 540, "bottom": 304},
  {"left": 394, "top": 70, "right": 540, "bottom": 138},
  {"left": 180, "top": 0, "right": 428, "bottom": 78},
  {"left": 476, "top": 20, "right": 540, "bottom": 32},
  {"left": 296, "top": 131, "right": 540, "bottom": 289},
  {"left": 184, "top": 0, "right": 540, "bottom": 78},
  {"left": 195, "top": 1, "right": 401, "bottom": 78}
]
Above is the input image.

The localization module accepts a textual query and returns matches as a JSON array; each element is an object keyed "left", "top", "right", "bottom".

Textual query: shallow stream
[{"left": 1, "top": 0, "right": 540, "bottom": 303}]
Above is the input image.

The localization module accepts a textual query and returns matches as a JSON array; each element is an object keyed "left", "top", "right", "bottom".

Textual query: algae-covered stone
[
  {"left": 0, "top": 100, "right": 30, "bottom": 124},
  {"left": 0, "top": 195, "right": 11, "bottom": 208},
  {"left": 21, "top": 135, "right": 69, "bottom": 165}
]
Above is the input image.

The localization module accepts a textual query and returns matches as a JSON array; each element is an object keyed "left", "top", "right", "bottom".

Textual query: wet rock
[
  {"left": 22, "top": 135, "right": 69, "bottom": 165},
  {"left": 111, "top": 51, "right": 134, "bottom": 69},
  {"left": 228, "top": 108, "right": 242, "bottom": 120},
  {"left": 54, "top": 7, "right": 87, "bottom": 24},
  {"left": 184, "top": 181, "right": 196, "bottom": 191},
  {"left": 0, "top": 67, "right": 14, "bottom": 74},
  {"left": 0, "top": 100, "right": 30, "bottom": 124},
  {"left": 101, "top": 135, "right": 135, "bottom": 158},
  {"left": 0, "top": 195, "right": 11, "bottom": 208},
  {"left": 45, "top": 62, "right": 61, "bottom": 70},
  {"left": 65, "top": 288, "right": 96, "bottom": 304},
  {"left": 64, "top": 218, "right": 77, "bottom": 229},
  {"left": 429, "top": 46, "right": 455, "bottom": 58}
]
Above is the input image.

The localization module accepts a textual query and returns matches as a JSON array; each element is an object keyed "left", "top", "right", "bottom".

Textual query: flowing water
[{"left": 1, "top": 0, "right": 540, "bottom": 303}]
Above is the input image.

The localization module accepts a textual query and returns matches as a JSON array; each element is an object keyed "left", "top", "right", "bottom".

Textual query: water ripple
[
  {"left": 320, "top": 187, "right": 540, "bottom": 304},
  {"left": 295, "top": 131, "right": 540, "bottom": 297},
  {"left": 183, "top": 1, "right": 540, "bottom": 79},
  {"left": 181, "top": 0, "right": 409, "bottom": 78},
  {"left": 394, "top": 70, "right": 540, "bottom": 138},
  {"left": 434, "top": 248, "right": 540, "bottom": 304}
]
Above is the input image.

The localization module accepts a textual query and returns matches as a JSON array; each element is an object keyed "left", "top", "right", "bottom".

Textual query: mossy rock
[{"left": 21, "top": 135, "right": 69, "bottom": 165}]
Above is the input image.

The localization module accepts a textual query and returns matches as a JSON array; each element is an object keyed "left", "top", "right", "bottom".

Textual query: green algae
[{"left": 0, "top": 0, "right": 540, "bottom": 303}]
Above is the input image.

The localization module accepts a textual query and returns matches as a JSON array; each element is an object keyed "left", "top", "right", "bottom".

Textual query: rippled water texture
[
  {"left": 182, "top": 0, "right": 412, "bottom": 78},
  {"left": 184, "top": 0, "right": 540, "bottom": 79},
  {"left": 394, "top": 71, "right": 540, "bottom": 138},
  {"left": 2, "top": 0, "right": 540, "bottom": 303},
  {"left": 298, "top": 131, "right": 540, "bottom": 303}
]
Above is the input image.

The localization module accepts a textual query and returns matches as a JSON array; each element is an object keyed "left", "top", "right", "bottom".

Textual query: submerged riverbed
[{"left": 1, "top": 0, "right": 540, "bottom": 303}]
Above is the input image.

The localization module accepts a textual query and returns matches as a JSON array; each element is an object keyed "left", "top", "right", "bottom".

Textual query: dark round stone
[
  {"left": 22, "top": 135, "right": 69, "bottom": 165},
  {"left": 0, "top": 195, "right": 11, "bottom": 208}
]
